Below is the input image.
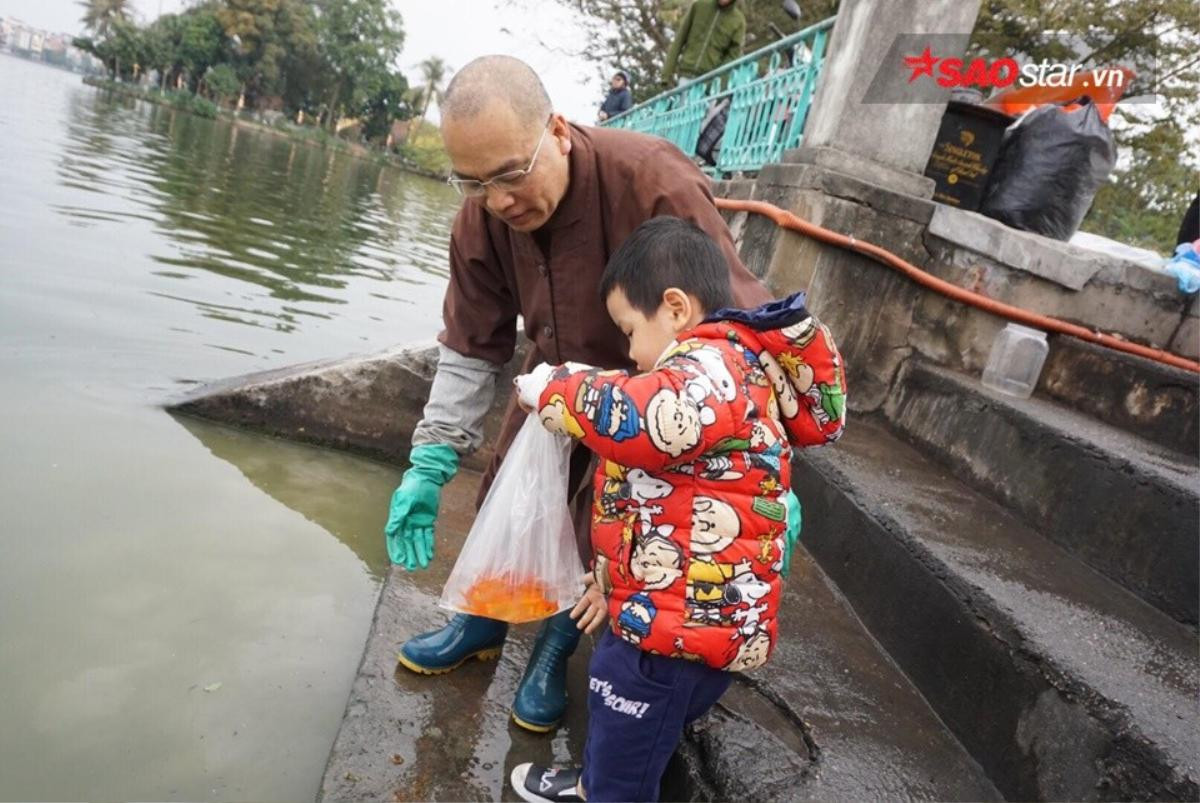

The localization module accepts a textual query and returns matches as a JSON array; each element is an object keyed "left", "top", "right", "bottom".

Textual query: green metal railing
[{"left": 601, "top": 17, "right": 834, "bottom": 176}]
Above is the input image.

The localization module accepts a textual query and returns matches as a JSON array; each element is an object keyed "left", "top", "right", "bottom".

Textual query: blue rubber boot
[
  {"left": 397, "top": 614, "right": 508, "bottom": 675},
  {"left": 511, "top": 610, "right": 582, "bottom": 732}
]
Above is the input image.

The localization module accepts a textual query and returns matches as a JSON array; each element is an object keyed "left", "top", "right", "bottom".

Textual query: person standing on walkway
[
  {"left": 597, "top": 69, "right": 633, "bottom": 122},
  {"left": 662, "top": 0, "right": 746, "bottom": 87},
  {"left": 382, "top": 54, "right": 782, "bottom": 734}
]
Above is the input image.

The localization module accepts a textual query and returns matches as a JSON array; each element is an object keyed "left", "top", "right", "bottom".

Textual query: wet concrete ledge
[
  {"left": 168, "top": 342, "right": 519, "bottom": 473},
  {"left": 1038, "top": 335, "right": 1200, "bottom": 459}
]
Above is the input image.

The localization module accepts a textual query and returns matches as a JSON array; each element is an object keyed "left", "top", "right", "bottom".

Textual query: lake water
[{"left": 0, "top": 55, "right": 460, "bottom": 801}]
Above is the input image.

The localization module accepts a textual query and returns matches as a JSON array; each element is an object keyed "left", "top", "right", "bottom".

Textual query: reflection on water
[
  {"left": 0, "top": 55, "right": 460, "bottom": 802},
  {"left": 175, "top": 415, "right": 397, "bottom": 580},
  {"left": 52, "top": 78, "right": 457, "bottom": 355}
]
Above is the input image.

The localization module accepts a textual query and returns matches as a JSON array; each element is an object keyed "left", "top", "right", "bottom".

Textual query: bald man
[{"left": 384, "top": 55, "right": 772, "bottom": 733}]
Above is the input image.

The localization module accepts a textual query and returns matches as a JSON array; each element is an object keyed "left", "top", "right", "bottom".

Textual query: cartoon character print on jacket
[
  {"left": 535, "top": 292, "right": 846, "bottom": 673},
  {"left": 575, "top": 375, "right": 641, "bottom": 442},
  {"left": 768, "top": 316, "right": 847, "bottom": 443},
  {"left": 539, "top": 392, "right": 585, "bottom": 439},
  {"left": 630, "top": 531, "right": 684, "bottom": 591},
  {"left": 597, "top": 464, "right": 677, "bottom": 580},
  {"left": 617, "top": 592, "right": 657, "bottom": 644},
  {"left": 645, "top": 387, "right": 707, "bottom": 458},
  {"left": 725, "top": 626, "right": 773, "bottom": 672}
]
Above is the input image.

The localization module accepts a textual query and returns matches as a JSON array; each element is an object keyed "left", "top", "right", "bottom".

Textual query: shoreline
[{"left": 81, "top": 76, "right": 447, "bottom": 182}]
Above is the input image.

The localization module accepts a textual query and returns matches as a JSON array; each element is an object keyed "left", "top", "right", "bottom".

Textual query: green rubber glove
[
  {"left": 385, "top": 443, "right": 459, "bottom": 571},
  {"left": 781, "top": 489, "right": 803, "bottom": 578}
]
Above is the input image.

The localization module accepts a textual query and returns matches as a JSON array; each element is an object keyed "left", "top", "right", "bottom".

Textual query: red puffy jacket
[{"left": 537, "top": 293, "right": 845, "bottom": 671}]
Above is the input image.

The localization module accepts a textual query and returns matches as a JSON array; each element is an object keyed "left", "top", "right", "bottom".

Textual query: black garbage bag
[{"left": 979, "top": 96, "right": 1116, "bottom": 240}]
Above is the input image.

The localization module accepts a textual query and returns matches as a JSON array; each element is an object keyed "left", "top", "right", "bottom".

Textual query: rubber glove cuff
[
  {"left": 406, "top": 442, "right": 459, "bottom": 486},
  {"left": 781, "top": 488, "right": 803, "bottom": 578}
]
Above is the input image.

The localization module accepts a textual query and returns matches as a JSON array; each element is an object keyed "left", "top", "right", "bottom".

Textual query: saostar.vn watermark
[
  {"left": 903, "top": 46, "right": 1129, "bottom": 91},
  {"left": 862, "top": 33, "right": 1154, "bottom": 104}
]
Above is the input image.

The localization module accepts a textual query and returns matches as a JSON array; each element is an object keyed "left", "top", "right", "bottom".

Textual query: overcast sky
[{"left": 0, "top": 0, "right": 604, "bottom": 120}]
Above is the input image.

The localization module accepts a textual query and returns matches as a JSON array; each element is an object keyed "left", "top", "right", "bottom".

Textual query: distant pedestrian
[
  {"left": 662, "top": 0, "right": 746, "bottom": 87},
  {"left": 597, "top": 70, "right": 633, "bottom": 122}
]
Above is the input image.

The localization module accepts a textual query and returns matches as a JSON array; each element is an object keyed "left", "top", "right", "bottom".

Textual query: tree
[
  {"left": 86, "top": 16, "right": 143, "bottom": 79},
  {"left": 177, "top": 7, "right": 228, "bottom": 92},
  {"left": 214, "top": 0, "right": 319, "bottom": 106},
  {"left": 415, "top": 56, "right": 450, "bottom": 123},
  {"left": 78, "top": 0, "right": 135, "bottom": 78},
  {"left": 141, "top": 14, "right": 180, "bottom": 90},
  {"left": 313, "top": 0, "right": 406, "bottom": 131},
  {"left": 205, "top": 63, "right": 241, "bottom": 105},
  {"left": 360, "top": 71, "right": 414, "bottom": 141},
  {"left": 534, "top": 0, "right": 837, "bottom": 102},
  {"left": 78, "top": 0, "right": 131, "bottom": 40}
]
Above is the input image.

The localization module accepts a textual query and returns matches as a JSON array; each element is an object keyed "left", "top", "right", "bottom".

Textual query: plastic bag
[
  {"left": 1164, "top": 241, "right": 1200, "bottom": 294},
  {"left": 439, "top": 415, "right": 583, "bottom": 623},
  {"left": 979, "top": 97, "right": 1116, "bottom": 241}
]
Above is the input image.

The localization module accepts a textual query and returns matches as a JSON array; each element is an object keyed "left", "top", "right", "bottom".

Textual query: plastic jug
[{"left": 981, "top": 323, "right": 1048, "bottom": 399}]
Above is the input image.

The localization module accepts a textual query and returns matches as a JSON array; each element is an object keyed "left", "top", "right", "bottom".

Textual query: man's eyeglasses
[{"left": 447, "top": 120, "right": 552, "bottom": 198}]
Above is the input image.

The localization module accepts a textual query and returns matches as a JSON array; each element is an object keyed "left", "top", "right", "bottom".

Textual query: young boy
[{"left": 510, "top": 217, "right": 846, "bottom": 802}]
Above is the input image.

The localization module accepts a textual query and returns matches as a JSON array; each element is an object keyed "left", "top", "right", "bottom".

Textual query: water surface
[{"left": 0, "top": 54, "right": 459, "bottom": 801}]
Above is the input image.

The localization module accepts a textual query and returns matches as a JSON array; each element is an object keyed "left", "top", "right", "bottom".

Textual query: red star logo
[{"left": 904, "top": 46, "right": 939, "bottom": 83}]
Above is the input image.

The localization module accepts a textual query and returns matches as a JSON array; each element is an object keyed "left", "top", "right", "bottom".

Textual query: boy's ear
[{"left": 661, "top": 288, "right": 694, "bottom": 331}]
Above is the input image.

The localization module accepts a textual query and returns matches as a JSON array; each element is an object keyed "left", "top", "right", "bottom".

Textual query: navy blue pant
[{"left": 580, "top": 630, "right": 732, "bottom": 802}]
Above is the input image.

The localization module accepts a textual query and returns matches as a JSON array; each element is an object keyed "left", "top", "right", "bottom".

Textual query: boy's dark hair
[{"left": 600, "top": 217, "right": 734, "bottom": 315}]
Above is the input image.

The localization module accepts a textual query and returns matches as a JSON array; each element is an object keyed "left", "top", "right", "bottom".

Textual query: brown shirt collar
[{"left": 538, "top": 123, "right": 596, "bottom": 232}]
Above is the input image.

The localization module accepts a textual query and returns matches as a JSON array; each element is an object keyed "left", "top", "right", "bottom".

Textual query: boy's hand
[
  {"left": 569, "top": 572, "right": 609, "bottom": 634},
  {"left": 514, "top": 362, "right": 555, "bottom": 411}
]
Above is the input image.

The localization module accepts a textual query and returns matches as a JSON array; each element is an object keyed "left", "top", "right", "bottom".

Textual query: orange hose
[{"left": 716, "top": 197, "right": 1200, "bottom": 374}]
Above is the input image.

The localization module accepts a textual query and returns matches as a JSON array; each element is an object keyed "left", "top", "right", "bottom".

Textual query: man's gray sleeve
[{"left": 411, "top": 344, "right": 502, "bottom": 456}]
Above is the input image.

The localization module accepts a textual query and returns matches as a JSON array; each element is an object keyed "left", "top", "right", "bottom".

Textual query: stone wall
[{"left": 716, "top": 164, "right": 1198, "bottom": 420}]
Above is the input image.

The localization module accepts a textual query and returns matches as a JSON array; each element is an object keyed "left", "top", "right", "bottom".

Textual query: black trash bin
[{"left": 924, "top": 100, "right": 1014, "bottom": 211}]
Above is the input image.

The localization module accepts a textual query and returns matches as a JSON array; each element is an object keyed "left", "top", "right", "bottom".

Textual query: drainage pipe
[{"left": 716, "top": 197, "right": 1200, "bottom": 374}]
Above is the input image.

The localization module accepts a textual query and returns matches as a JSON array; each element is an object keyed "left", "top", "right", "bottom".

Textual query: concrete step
[
  {"left": 320, "top": 471, "right": 1000, "bottom": 802},
  {"left": 883, "top": 360, "right": 1200, "bottom": 626},
  {"left": 1039, "top": 335, "right": 1199, "bottom": 460},
  {"left": 665, "top": 546, "right": 998, "bottom": 802},
  {"left": 795, "top": 419, "right": 1200, "bottom": 801}
]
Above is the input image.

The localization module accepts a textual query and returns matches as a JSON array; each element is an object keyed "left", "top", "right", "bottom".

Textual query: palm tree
[
  {"left": 417, "top": 56, "right": 450, "bottom": 125},
  {"left": 78, "top": 0, "right": 130, "bottom": 39}
]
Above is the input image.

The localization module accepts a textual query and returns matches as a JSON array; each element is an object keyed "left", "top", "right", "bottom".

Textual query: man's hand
[
  {"left": 384, "top": 444, "right": 459, "bottom": 571},
  {"left": 569, "top": 572, "right": 609, "bottom": 634}
]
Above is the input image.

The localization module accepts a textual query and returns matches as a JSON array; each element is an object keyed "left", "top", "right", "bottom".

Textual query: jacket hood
[{"left": 699, "top": 291, "right": 847, "bottom": 447}]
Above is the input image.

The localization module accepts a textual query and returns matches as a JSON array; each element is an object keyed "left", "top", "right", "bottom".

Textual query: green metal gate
[{"left": 600, "top": 17, "right": 833, "bottom": 176}]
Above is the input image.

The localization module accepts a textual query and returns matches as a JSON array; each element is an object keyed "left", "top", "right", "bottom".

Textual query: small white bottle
[{"left": 981, "top": 323, "right": 1049, "bottom": 400}]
